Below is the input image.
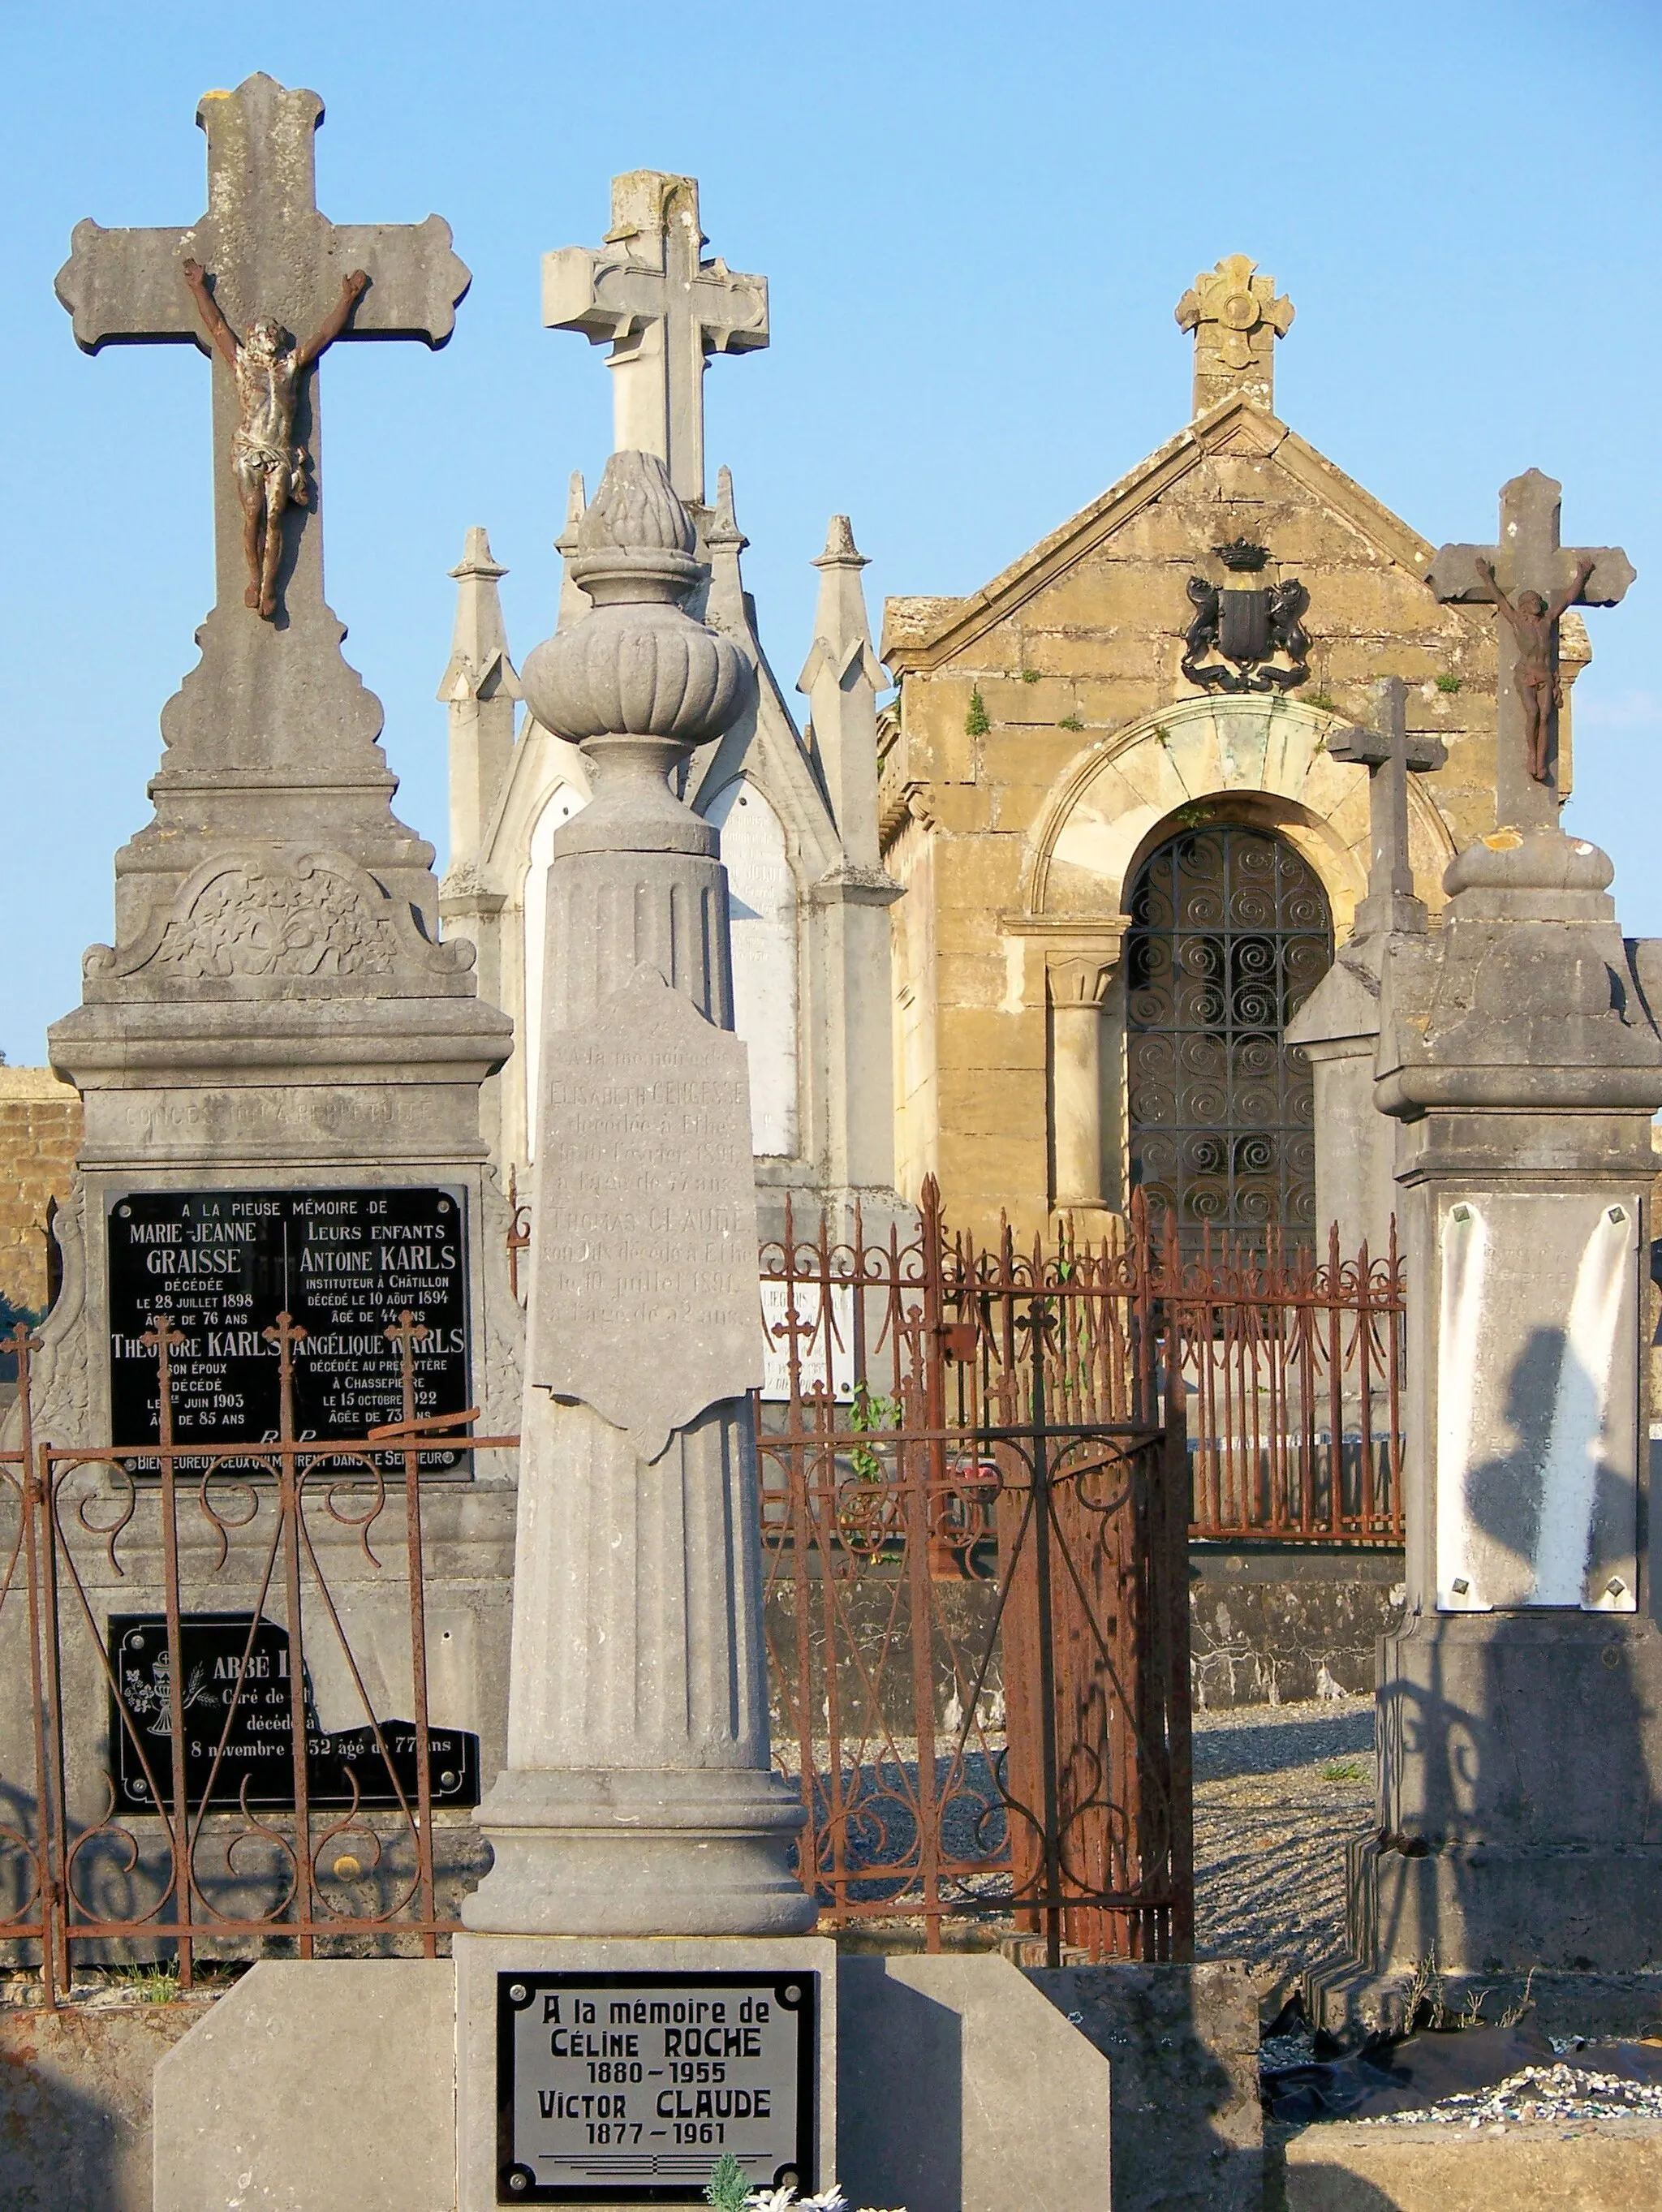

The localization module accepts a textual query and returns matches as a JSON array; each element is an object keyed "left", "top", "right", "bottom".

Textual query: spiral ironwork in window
[{"left": 1126, "top": 824, "right": 1331, "bottom": 1250}]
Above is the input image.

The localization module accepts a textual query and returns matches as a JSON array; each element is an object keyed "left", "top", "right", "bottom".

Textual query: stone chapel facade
[{"left": 877, "top": 254, "right": 1591, "bottom": 1250}]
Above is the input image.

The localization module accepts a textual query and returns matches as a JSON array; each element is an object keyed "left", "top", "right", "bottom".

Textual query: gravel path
[{"left": 1193, "top": 1695, "right": 1375, "bottom": 1984}]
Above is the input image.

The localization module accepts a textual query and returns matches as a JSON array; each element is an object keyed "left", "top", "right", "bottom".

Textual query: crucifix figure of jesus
[
  {"left": 1473, "top": 552, "right": 1594, "bottom": 785},
  {"left": 1326, "top": 677, "right": 1446, "bottom": 938},
  {"left": 56, "top": 73, "right": 469, "bottom": 630},
  {"left": 183, "top": 257, "right": 368, "bottom": 617},
  {"left": 544, "top": 170, "right": 769, "bottom": 507},
  {"left": 1428, "top": 471, "right": 1634, "bottom": 831}
]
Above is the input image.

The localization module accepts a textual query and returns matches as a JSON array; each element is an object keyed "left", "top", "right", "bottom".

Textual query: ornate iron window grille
[{"left": 1126, "top": 824, "right": 1331, "bottom": 1250}]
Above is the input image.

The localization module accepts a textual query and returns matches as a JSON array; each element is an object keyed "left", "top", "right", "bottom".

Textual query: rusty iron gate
[{"left": 756, "top": 1179, "right": 1193, "bottom": 1962}]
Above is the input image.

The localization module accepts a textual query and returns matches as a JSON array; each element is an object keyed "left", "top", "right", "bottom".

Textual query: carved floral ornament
[{"left": 86, "top": 849, "right": 472, "bottom": 985}]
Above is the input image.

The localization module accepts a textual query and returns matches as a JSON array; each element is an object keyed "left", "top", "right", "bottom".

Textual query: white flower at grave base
[{"left": 743, "top": 2190, "right": 902, "bottom": 2212}]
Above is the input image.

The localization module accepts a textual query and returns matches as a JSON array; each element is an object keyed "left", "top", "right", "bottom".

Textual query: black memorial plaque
[
  {"left": 106, "top": 1187, "right": 470, "bottom": 1465},
  {"left": 497, "top": 1971, "right": 817, "bottom": 2204},
  {"left": 108, "top": 1612, "right": 480, "bottom": 1813}
]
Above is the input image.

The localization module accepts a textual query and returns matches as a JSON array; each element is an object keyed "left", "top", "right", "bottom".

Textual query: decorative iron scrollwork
[{"left": 1126, "top": 826, "right": 1330, "bottom": 1247}]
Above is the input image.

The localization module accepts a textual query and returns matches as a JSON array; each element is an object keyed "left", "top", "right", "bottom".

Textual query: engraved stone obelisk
[{"left": 463, "top": 451, "right": 813, "bottom": 1935}]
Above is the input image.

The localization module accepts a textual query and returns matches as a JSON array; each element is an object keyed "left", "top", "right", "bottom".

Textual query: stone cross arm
[
  {"left": 544, "top": 240, "right": 769, "bottom": 355},
  {"left": 58, "top": 210, "right": 468, "bottom": 354},
  {"left": 1427, "top": 539, "right": 1635, "bottom": 608}
]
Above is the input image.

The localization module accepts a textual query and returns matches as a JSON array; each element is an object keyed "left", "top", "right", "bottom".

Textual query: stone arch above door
[{"left": 1018, "top": 692, "right": 1456, "bottom": 942}]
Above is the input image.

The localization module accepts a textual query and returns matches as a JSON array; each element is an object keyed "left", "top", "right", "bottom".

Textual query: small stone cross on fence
[
  {"left": 55, "top": 73, "right": 470, "bottom": 625},
  {"left": 1327, "top": 677, "right": 1446, "bottom": 938},
  {"left": 544, "top": 171, "right": 768, "bottom": 507},
  {"left": 1427, "top": 471, "right": 1634, "bottom": 832}
]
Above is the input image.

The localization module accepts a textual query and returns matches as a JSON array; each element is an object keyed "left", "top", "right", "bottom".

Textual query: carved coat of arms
[{"left": 1181, "top": 540, "right": 1311, "bottom": 695}]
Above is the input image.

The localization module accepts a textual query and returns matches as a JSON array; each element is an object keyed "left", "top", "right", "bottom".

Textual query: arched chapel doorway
[{"left": 1125, "top": 823, "right": 1331, "bottom": 1250}]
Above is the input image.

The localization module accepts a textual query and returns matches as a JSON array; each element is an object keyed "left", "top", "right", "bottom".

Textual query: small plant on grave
[
  {"left": 1435, "top": 672, "right": 1463, "bottom": 694},
  {"left": 1057, "top": 712, "right": 1084, "bottom": 732},
  {"left": 1498, "top": 1965, "right": 1538, "bottom": 2027},
  {"left": 1402, "top": 1948, "right": 1447, "bottom": 2030},
  {"left": 846, "top": 1380, "right": 903, "bottom": 1479},
  {"left": 965, "top": 686, "right": 990, "bottom": 736},
  {"left": 1321, "top": 1758, "right": 1366, "bottom": 1782},
  {"left": 111, "top": 1961, "right": 181, "bottom": 2004},
  {"left": 704, "top": 2154, "right": 751, "bottom": 2212},
  {"left": 1304, "top": 689, "right": 1338, "bottom": 712},
  {"left": 1457, "top": 1985, "right": 1492, "bottom": 2028},
  {"left": 1020, "top": 666, "right": 1042, "bottom": 683}
]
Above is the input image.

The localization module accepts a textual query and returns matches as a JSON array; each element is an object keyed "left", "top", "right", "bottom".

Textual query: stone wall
[
  {"left": 1191, "top": 1545, "right": 1404, "bottom": 1711},
  {"left": 0, "top": 1068, "right": 80, "bottom": 1317}
]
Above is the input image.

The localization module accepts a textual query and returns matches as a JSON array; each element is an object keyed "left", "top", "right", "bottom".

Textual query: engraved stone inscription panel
[
  {"left": 534, "top": 970, "right": 763, "bottom": 1458},
  {"left": 497, "top": 1969, "right": 816, "bottom": 2202},
  {"left": 106, "top": 1186, "right": 471, "bottom": 1462}
]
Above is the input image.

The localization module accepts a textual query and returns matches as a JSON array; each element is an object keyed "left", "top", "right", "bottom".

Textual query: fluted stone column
[{"left": 463, "top": 453, "right": 812, "bottom": 1938}]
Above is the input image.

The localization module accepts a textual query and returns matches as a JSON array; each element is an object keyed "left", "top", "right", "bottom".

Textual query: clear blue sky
[{"left": 2, "top": 1, "right": 1658, "bottom": 1062}]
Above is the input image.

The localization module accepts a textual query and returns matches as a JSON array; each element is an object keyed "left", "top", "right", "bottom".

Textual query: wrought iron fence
[
  {"left": 1162, "top": 1219, "right": 1405, "bottom": 1545},
  {"left": 0, "top": 1182, "right": 1401, "bottom": 1995},
  {"left": 0, "top": 1313, "right": 513, "bottom": 2003}
]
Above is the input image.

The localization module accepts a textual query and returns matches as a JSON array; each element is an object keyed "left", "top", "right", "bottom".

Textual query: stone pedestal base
[
  {"left": 1349, "top": 1831, "right": 1662, "bottom": 1982},
  {"left": 462, "top": 1768, "right": 816, "bottom": 1938},
  {"left": 454, "top": 1934, "right": 837, "bottom": 2212},
  {"left": 1307, "top": 1947, "right": 1662, "bottom": 2043}
]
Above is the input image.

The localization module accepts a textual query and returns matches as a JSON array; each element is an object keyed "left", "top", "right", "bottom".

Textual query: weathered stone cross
[
  {"left": 544, "top": 170, "right": 768, "bottom": 508},
  {"left": 1428, "top": 471, "right": 1634, "bottom": 833},
  {"left": 1327, "top": 677, "right": 1446, "bottom": 937},
  {"left": 55, "top": 73, "right": 469, "bottom": 625}
]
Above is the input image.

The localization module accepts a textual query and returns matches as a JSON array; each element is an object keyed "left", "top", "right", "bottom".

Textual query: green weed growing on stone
[
  {"left": 1304, "top": 690, "right": 1337, "bottom": 712},
  {"left": 1058, "top": 712, "right": 1084, "bottom": 732},
  {"left": 965, "top": 687, "right": 990, "bottom": 736},
  {"left": 1021, "top": 667, "right": 1042, "bottom": 683},
  {"left": 704, "top": 2154, "right": 751, "bottom": 2212},
  {"left": 847, "top": 1381, "right": 902, "bottom": 1479},
  {"left": 112, "top": 1963, "right": 181, "bottom": 2004},
  {"left": 1435, "top": 673, "right": 1462, "bottom": 694}
]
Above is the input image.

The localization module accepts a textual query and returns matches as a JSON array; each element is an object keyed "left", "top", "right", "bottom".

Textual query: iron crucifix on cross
[
  {"left": 1428, "top": 470, "right": 1634, "bottom": 829},
  {"left": 54, "top": 73, "right": 470, "bottom": 627},
  {"left": 183, "top": 256, "right": 368, "bottom": 617}
]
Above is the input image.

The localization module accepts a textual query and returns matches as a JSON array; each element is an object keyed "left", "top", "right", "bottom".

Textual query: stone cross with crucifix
[
  {"left": 56, "top": 73, "right": 469, "bottom": 635},
  {"left": 1428, "top": 470, "right": 1634, "bottom": 833},
  {"left": 1327, "top": 677, "right": 1446, "bottom": 938},
  {"left": 543, "top": 170, "right": 768, "bottom": 508}
]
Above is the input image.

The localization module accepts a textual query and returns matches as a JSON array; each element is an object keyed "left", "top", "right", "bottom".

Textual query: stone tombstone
[
  {"left": 453, "top": 449, "right": 824, "bottom": 2211},
  {"left": 1312, "top": 477, "right": 1662, "bottom": 2029},
  {"left": 6, "top": 76, "right": 521, "bottom": 1909}
]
